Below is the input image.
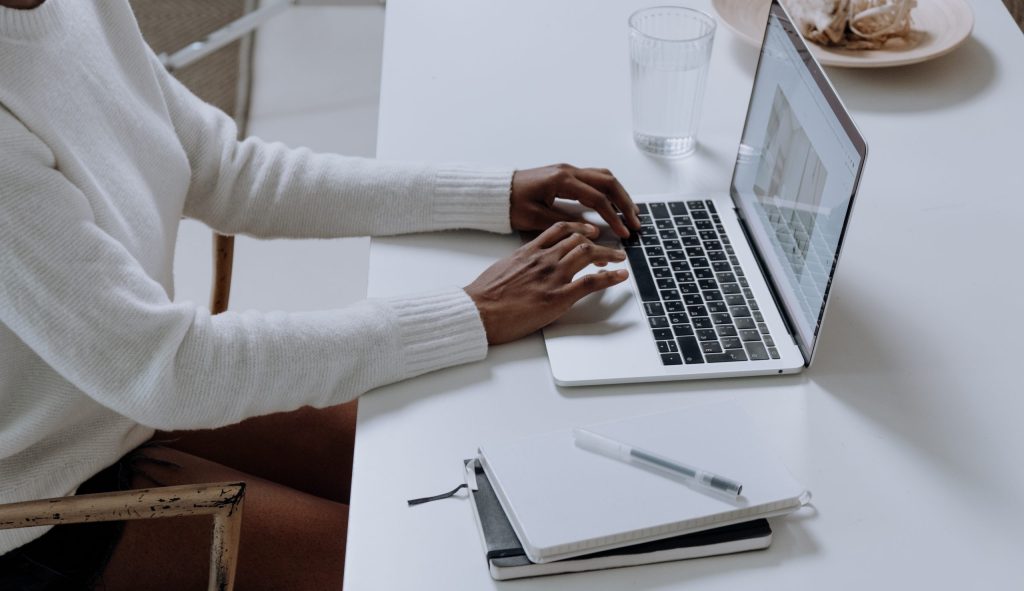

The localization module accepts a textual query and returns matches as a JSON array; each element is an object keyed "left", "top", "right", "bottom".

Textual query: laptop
[{"left": 543, "top": 0, "right": 867, "bottom": 386}]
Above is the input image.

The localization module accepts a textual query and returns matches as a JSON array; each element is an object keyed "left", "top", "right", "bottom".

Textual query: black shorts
[{"left": 0, "top": 442, "right": 176, "bottom": 590}]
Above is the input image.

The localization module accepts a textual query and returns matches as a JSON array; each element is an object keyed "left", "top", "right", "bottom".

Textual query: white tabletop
[{"left": 345, "top": 1, "right": 1024, "bottom": 588}]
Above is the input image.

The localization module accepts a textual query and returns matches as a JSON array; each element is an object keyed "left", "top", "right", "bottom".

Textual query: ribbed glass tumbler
[{"left": 629, "top": 7, "right": 716, "bottom": 158}]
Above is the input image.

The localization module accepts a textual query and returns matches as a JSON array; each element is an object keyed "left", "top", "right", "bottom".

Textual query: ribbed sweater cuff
[
  {"left": 433, "top": 166, "right": 513, "bottom": 234},
  {"left": 383, "top": 288, "right": 489, "bottom": 378}
]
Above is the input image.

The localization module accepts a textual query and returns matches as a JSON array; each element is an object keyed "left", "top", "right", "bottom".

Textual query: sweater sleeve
[
  {"left": 147, "top": 52, "right": 513, "bottom": 238},
  {"left": 0, "top": 113, "right": 489, "bottom": 431}
]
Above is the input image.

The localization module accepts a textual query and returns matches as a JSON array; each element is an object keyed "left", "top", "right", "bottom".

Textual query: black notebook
[{"left": 466, "top": 460, "right": 773, "bottom": 580}]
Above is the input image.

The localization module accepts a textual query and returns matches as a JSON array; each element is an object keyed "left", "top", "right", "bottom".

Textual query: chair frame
[{"left": 0, "top": 482, "right": 246, "bottom": 591}]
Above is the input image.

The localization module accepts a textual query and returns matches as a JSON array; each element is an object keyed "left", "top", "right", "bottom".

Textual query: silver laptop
[{"left": 543, "top": 1, "right": 868, "bottom": 386}]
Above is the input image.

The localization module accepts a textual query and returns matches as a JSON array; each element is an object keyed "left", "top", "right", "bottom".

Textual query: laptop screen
[{"left": 730, "top": 2, "right": 866, "bottom": 363}]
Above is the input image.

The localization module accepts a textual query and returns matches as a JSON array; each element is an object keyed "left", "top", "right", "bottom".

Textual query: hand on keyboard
[
  {"left": 509, "top": 164, "right": 642, "bottom": 238},
  {"left": 464, "top": 222, "right": 629, "bottom": 345}
]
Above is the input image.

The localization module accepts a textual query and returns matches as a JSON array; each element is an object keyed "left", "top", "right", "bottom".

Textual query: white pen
[{"left": 572, "top": 427, "right": 743, "bottom": 496}]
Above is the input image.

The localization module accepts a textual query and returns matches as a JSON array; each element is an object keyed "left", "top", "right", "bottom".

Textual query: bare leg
[
  {"left": 156, "top": 400, "right": 358, "bottom": 504},
  {"left": 98, "top": 446, "right": 347, "bottom": 591}
]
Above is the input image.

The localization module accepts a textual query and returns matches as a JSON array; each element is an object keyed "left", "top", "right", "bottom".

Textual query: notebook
[
  {"left": 467, "top": 459, "right": 773, "bottom": 580},
  {"left": 477, "top": 402, "right": 810, "bottom": 563}
]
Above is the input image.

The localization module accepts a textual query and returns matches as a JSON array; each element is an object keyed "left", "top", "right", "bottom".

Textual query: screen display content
[{"left": 730, "top": 7, "right": 864, "bottom": 358}]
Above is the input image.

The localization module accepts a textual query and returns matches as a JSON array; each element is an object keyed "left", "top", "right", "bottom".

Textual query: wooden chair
[{"left": 0, "top": 2, "right": 257, "bottom": 588}]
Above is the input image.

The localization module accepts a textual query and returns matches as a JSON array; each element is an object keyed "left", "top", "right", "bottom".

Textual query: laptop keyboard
[{"left": 622, "top": 200, "right": 780, "bottom": 366}]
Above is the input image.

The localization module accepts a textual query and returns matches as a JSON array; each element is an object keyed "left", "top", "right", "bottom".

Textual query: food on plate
[{"left": 782, "top": 0, "right": 918, "bottom": 49}]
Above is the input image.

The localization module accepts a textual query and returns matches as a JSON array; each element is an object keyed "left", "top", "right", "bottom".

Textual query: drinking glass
[{"left": 629, "top": 7, "right": 717, "bottom": 158}]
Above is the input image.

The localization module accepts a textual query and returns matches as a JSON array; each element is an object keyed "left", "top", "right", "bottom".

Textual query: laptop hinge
[{"left": 732, "top": 207, "right": 808, "bottom": 365}]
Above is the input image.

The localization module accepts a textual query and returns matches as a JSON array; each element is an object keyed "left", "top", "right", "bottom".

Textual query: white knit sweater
[{"left": 0, "top": 0, "right": 512, "bottom": 554}]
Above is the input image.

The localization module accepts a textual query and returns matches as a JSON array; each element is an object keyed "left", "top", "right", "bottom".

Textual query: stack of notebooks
[{"left": 466, "top": 402, "right": 810, "bottom": 580}]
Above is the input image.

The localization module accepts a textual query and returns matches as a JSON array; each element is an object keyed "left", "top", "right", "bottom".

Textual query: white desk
[{"left": 346, "top": 1, "right": 1024, "bottom": 588}]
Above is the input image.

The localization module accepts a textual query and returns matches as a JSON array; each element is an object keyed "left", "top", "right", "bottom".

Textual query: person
[{"left": 0, "top": 0, "right": 640, "bottom": 589}]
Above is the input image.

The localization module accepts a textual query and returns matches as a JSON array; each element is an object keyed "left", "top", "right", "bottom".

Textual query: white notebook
[{"left": 477, "top": 402, "right": 810, "bottom": 564}]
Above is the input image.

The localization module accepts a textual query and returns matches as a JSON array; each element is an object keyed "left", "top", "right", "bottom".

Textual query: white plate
[{"left": 712, "top": 0, "right": 974, "bottom": 68}]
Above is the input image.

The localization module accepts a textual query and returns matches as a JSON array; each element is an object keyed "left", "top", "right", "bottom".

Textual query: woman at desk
[{"left": 0, "top": 1, "right": 639, "bottom": 589}]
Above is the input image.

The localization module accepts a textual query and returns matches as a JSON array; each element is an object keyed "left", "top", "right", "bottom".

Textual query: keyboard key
[
  {"left": 683, "top": 294, "right": 703, "bottom": 306},
  {"left": 656, "top": 219, "right": 674, "bottom": 230},
  {"left": 721, "top": 283, "right": 741, "bottom": 294},
  {"left": 649, "top": 316, "right": 669, "bottom": 329},
  {"left": 697, "top": 329, "right": 718, "bottom": 341},
  {"left": 690, "top": 257, "right": 710, "bottom": 268},
  {"left": 694, "top": 267, "right": 714, "bottom": 280},
  {"left": 701, "top": 341, "right": 723, "bottom": 354},
  {"left": 681, "top": 236, "right": 701, "bottom": 247},
  {"left": 744, "top": 342, "right": 769, "bottom": 361},
  {"left": 691, "top": 210, "right": 710, "bottom": 220},
  {"left": 758, "top": 323, "right": 770, "bottom": 335},
  {"left": 687, "top": 200, "right": 705, "bottom": 209},
  {"left": 768, "top": 347, "right": 780, "bottom": 359},
  {"left": 705, "top": 200, "right": 717, "bottom": 213},
  {"left": 697, "top": 279, "right": 717, "bottom": 291},
  {"left": 636, "top": 203, "right": 649, "bottom": 214},
  {"left": 641, "top": 235, "right": 660, "bottom": 246},
  {"left": 703, "top": 290, "right": 723, "bottom": 301},
  {"left": 673, "top": 324, "right": 695, "bottom": 337},
  {"left": 659, "top": 230, "right": 678, "bottom": 240},
  {"left": 649, "top": 202, "right": 670, "bottom": 219},
  {"left": 729, "top": 256, "right": 740, "bottom": 265},
  {"left": 678, "top": 226, "right": 697, "bottom": 237},
  {"left": 712, "top": 261, "right": 731, "bottom": 273},
  {"left": 652, "top": 328, "right": 673, "bottom": 340},
  {"left": 707, "top": 301, "right": 728, "bottom": 313},
  {"left": 680, "top": 283, "right": 700, "bottom": 294},
  {"left": 653, "top": 267, "right": 672, "bottom": 279},
  {"left": 739, "top": 277, "right": 749, "bottom": 288},
  {"left": 716, "top": 325, "right": 738, "bottom": 337},
  {"left": 668, "top": 202, "right": 689, "bottom": 215},
  {"left": 643, "top": 302, "right": 665, "bottom": 316},
  {"left": 749, "top": 299, "right": 759, "bottom": 311},
  {"left": 699, "top": 230, "right": 717, "bottom": 240},
  {"left": 640, "top": 225, "right": 657, "bottom": 236},
  {"left": 739, "top": 329, "right": 761, "bottom": 341},
  {"left": 716, "top": 272, "right": 736, "bottom": 283},
  {"left": 645, "top": 246, "right": 664, "bottom": 257},
  {"left": 670, "top": 261, "right": 690, "bottom": 272},
  {"left": 753, "top": 311, "right": 765, "bottom": 322},
  {"left": 686, "top": 246, "right": 705, "bottom": 258},
  {"left": 725, "top": 294, "right": 745, "bottom": 306},
  {"left": 764, "top": 335, "right": 775, "bottom": 347},
  {"left": 711, "top": 313, "right": 732, "bottom": 325},
  {"left": 686, "top": 305, "right": 708, "bottom": 317},
  {"left": 660, "top": 289, "right": 681, "bottom": 301},
  {"left": 657, "top": 340, "right": 678, "bottom": 353},
  {"left": 721, "top": 337, "right": 743, "bottom": 349},
  {"left": 675, "top": 271, "right": 694, "bottom": 283},
  {"left": 744, "top": 288, "right": 755, "bottom": 299},
  {"left": 696, "top": 220, "right": 714, "bottom": 230},
  {"left": 656, "top": 278, "right": 675, "bottom": 290},
  {"left": 735, "top": 318, "right": 756, "bottom": 330},
  {"left": 677, "top": 336, "right": 704, "bottom": 364},
  {"left": 665, "top": 301, "right": 685, "bottom": 313},
  {"left": 661, "top": 353, "right": 683, "bottom": 365},
  {"left": 708, "top": 251, "right": 728, "bottom": 262},
  {"left": 649, "top": 256, "right": 668, "bottom": 267},
  {"left": 669, "top": 313, "right": 688, "bottom": 324},
  {"left": 668, "top": 251, "right": 688, "bottom": 261},
  {"left": 706, "top": 350, "right": 748, "bottom": 363},
  {"left": 730, "top": 306, "right": 751, "bottom": 317},
  {"left": 663, "top": 240, "right": 682, "bottom": 251},
  {"left": 624, "top": 247, "right": 659, "bottom": 302},
  {"left": 703, "top": 240, "right": 723, "bottom": 251},
  {"left": 692, "top": 317, "right": 713, "bottom": 329}
]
